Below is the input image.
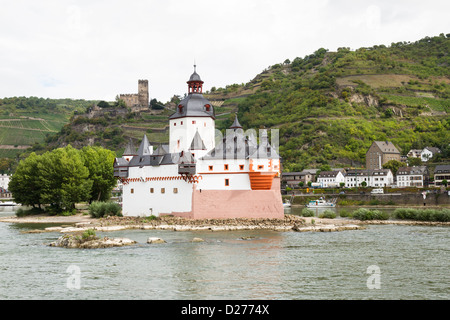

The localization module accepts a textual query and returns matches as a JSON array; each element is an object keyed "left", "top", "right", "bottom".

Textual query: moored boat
[
  {"left": 306, "top": 197, "right": 336, "bottom": 208},
  {"left": 0, "top": 201, "right": 18, "bottom": 206}
]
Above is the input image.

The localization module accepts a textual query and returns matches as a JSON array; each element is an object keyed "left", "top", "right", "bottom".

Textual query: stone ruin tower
[
  {"left": 119, "top": 79, "right": 149, "bottom": 111},
  {"left": 138, "top": 79, "right": 149, "bottom": 107}
]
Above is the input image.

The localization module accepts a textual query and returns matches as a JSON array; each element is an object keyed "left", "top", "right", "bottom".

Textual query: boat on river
[
  {"left": 283, "top": 195, "right": 294, "bottom": 208},
  {"left": 306, "top": 197, "right": 336, "bottom": 208},
  {"left": 0, "top": 201, "right": 17, "bottom": 206},
  {"left": 283, "top": 200, "right": 291, "bottom": 208}
]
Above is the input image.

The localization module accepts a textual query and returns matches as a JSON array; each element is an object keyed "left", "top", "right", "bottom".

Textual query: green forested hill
[
  {"left": 207, "top": 33, "right": 450, "bottom": 171},
  {"left": 2, "top": 34, "right": 449, "bottom": 173}
]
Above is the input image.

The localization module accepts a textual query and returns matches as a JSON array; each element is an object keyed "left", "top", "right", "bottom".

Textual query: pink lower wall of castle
[{"left": 170, "top": 178, "right": 284, "bottom": 219}]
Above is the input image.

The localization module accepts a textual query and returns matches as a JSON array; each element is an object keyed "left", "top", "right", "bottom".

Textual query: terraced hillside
[
  {"left": 0, "top": 116, "right": 60, "bottom": 157},
  {"left": 0, "top": 97, "right": 97, "bottom": 159}
]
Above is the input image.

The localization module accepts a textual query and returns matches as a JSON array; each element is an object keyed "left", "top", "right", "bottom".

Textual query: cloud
[{"left": 0, "top": 0, "right": 449, "bottom": 102}]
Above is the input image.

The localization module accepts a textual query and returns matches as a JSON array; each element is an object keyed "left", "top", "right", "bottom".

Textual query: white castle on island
[{"left": 114, "top": 67, "right": 283, "bottom": 219}]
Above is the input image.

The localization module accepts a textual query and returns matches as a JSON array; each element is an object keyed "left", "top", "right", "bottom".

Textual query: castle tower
[
  {"left": 168, "top": 66, "right": 215, "bottom": 154},
  {"left": 119, "top": 79, "right": 149, "bottom": 108},
  {"left": 138, "top": 79, "right": 149, "bottom": 107}
]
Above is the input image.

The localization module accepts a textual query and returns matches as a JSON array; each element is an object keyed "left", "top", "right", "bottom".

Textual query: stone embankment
[{"left": 44, "top": 214, "right": 365, "bottom": 233}]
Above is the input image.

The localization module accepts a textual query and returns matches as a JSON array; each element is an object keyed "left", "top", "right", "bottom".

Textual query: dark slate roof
[
  {"left": 189, "top": 71, "right": 202, "bottom": 82},
  {"left": 201, "top": 129, "right": 279, "bottom": 161},
  {"left": 423, "top": 147, "right": 441, "bottom": 154},
  {"left": 127, "top": 152, "right": 179, "bottom": 167},
  {"left": 137, "top": 135, "right": 152, "bottom": 156},
  {"left": 160, "top": 153, "right": 178, "bottom": 165},
  {"left": 397, "top": 166, "right": 428, "bottom": 175},
  {"left": 345, "top": 169, "right": 391, "bottom": 176},
  {"left": 435, "top": 164, "right": 450, "bottom": 173},
  {"left": 190, "top": 130, "right": 206, "bottom": 150},
  {"left": 114, "top": 158, "right": 129, "bottom": 167},
  {"left": 282, "top": 170, "right": 316, "bottom": 176},
  {"left": 201, "top": 129, "right": 253, "bottom": 160},
  {"left": 123, "top": 138, "right": 137, "bottom": 155},
  {"left": 318, "top": 171, "right": 341, "bottom": 178},
  {"left": 154, "top": 144, "right": 169, "bottom": 156},
  {"left": 230, "top": 114, "right": 243, "bottom": 129},
  {"left": 115, "top": 135, "right": 181, "bottom": 168},
  {"left": 169, "top": 93, "right": 215, "bottom": 120},
  {"left": 282, "top": 172, "right": 304, "bottom": 176}
]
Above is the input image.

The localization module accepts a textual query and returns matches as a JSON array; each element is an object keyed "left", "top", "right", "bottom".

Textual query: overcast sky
[{"left": 0, "top": 0, "right": 449, "bottom": 103}]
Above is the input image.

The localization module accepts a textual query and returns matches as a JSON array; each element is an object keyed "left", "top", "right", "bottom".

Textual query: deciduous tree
[
  {"left": 8, "top": 153, "right": 43, "bottom": 209},
  {"left": 81, "top": 146, "right": 116, "bottom": 202}
]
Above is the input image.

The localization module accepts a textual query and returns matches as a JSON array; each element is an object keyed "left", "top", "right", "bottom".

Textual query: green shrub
[
  {"left": 301, "top": 208, "right": 315, "bottom": 217},
  {"left": 61, "top": 209, "right": 77, "bottom": 216},
  {"left": 394, "top": 208, "right": 450, "bottom": 222},
  {"left": 15, "top": 207, "right": 44, "bottom": 217},
  {"left": 82, "top": 229, "right": 97, "bottom": 240},
  {"left": 338, "top": 209, "right": 352, "bottom": 218},
  {"left": 352, "top": 208, "right": 389, "bottom": 220},
  {"left": 88, "top": 201, "right": 122, "bottom": 218},
  {"left": 319, "top": 209, "right": 336, "bottom": 219},
  {"left": 142, "top": 215, "right": 158, "bottom": 222}
]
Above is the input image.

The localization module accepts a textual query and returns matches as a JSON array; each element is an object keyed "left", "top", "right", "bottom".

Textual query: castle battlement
[
  {"left": 119, "top": 93, "right": 138, "bottom": 97},
  {"left": 118, "top": 79, "right": 149, "bottom": 108}
]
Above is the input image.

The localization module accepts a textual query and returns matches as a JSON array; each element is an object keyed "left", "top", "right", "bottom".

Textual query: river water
[{"left": 0, "top": 206, "right": 448, "bottom": 300}]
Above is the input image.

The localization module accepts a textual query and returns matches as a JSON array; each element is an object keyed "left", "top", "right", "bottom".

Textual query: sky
[{"left": 0, "top": 0, "right": 449, "bottom": 103}]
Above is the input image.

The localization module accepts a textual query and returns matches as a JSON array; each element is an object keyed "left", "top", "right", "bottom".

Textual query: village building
[
  {"left": 434, "top": 164, "right": 450, "bottom": 186},
  {"left": 344, "top": 169, "right": 393, "bottom": 188},
  {"left": 316, "top": 170, "right": 345, "bottom": 188},
  {"left": 281, "top": 169, "right": 317, "bottom": 187},
  {"left": 0, "top": 187, "right": 12, "bottom": 199},
  {"left": 407, "top": 149, "right": 422, "bottom": 159},
  {"left": 0, "top": 174, "right": 10, "bottom": 191},
  {"left": 281, "top": 172, "right": 303, "bottom": 188},
  {"left": 420, "top": 147, "right": 441, "bottom": 162},
  {"left": 396, "top": 166, "right": 429, "bottom": 188},
  {"left": 113, "top": 67, "right": 283, "bottom": 219},
  {"left": 366, "top": 141, "right": 401, "bottom": 170}
]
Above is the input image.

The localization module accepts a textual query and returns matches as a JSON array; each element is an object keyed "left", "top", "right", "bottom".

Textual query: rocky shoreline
[
  {"left": 3, "top": 213, "right": 449, "bottom": 249},
  {"left": 44, "top": 214, "right": 366, "bottom": 233},
  {"left": 49, "top": 234, "right": 136, "bottom": 249},
  {"left": 3, "top": 213, "right": 448, "bottom": 235}
]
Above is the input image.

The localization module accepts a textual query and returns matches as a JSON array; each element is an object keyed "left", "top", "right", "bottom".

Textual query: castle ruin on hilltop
[{"left": 119, "top": 79, "right": 149, "bottom": 111}]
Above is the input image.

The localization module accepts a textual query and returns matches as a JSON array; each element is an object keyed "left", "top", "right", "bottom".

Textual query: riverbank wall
[{"left": 285, "top": 192, "right": 450, "bottom": 206}]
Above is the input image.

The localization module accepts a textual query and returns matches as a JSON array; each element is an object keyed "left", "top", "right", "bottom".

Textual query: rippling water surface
[{"left": 0, "top": 206, "right": 448, "bottom": 300}]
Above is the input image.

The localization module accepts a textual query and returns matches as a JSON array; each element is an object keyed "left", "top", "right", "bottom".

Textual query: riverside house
[
  {"left": 396, "top": 166, "right": 429, "bottom": 188},
  {"left": 420, "top": 147, "right": 441, "bottom": 162},
  {"left": 281, "top": 169, "right": 317, "bottom": 187},
  {"left": 344, "top": 169, "right": 393, "bottom": 188},
  {"left": 434, "top": 164, "right": 450, "bottom": 186},
  {"left": 0, "top": 174, "right": 10, "bottom": 190},
  {"left": 317, "top": 170, "right": 345, "bottom": 188},
  {"left": 407, "top": 149, "right": 422, "bottom": 158}
]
